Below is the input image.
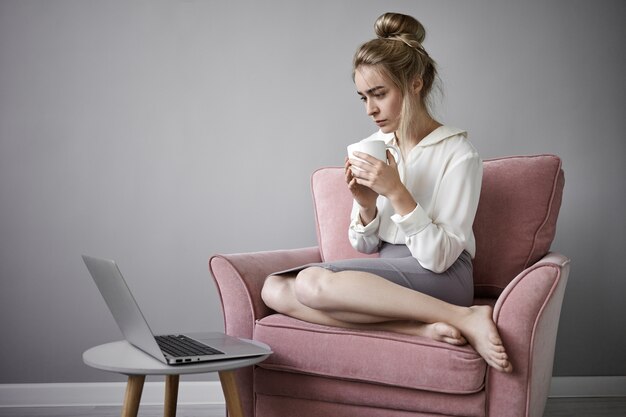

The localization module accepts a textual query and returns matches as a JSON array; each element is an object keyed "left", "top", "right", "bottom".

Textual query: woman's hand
[
  {"left": 348, "top": 150, "right": 403, "bottom": 197},
  {"left": 345, "top": 156, "right": 378, "bottom": 206},
  {"left": 345, "top": 157, "right": 378, "bottom": 223},
  {"left": 347, "top": 150, "right": 417, "bottom": 217}
]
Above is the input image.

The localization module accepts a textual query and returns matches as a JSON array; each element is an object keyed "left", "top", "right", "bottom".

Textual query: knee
[
  {"left": 294, "top": 267, "right": 334, "bottom": 310},
  {"left": 261, "top": 275, "right": 290, "bottom": 311}
]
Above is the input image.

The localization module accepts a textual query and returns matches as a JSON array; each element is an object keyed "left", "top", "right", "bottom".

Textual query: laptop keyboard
[{"left": 155, "top": 335, "right": 224, "bottom": 357}]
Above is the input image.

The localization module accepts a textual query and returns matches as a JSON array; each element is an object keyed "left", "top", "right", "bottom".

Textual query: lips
[{"left": 375, "top": 119, "right": 386, "bottom": 126}]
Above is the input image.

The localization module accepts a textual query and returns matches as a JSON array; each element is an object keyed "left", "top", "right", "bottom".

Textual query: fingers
[
  {"left": 349, "top": 156, "right": 384, "bottom": 191},
  {"left": 350, "top": 151, "right": 378, "bottom": 165},
  {"left": 347, "top": 151, "right": 400, "bottom": 200},
  {"left": 345, "top": 157, "right": 359, "bottom": 185},
  {"left": 345, "top": 159, "right": 353, "bottom": 180},
  {"left": 348, "top": 152, "right": 380, "bottom": 177},
  {"left": 347, "top": 177, "right": 354, "bottom": 190},
  {"left": 350, "top": 151, "right": 396, "bottom": 172}
]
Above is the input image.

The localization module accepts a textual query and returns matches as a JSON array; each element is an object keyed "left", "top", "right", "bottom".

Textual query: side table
[{"left": 83, "top": 339, "right": 271, "bottom": 417}]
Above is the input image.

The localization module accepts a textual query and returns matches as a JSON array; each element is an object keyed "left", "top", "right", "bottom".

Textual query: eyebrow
[{"left": 357, "top": 85, "right": 386, "bottom": 96}]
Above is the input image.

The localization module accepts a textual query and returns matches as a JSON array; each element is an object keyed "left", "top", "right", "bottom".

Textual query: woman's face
[{"left": 354, "top": 66, "right": 403, "bottom": 134}]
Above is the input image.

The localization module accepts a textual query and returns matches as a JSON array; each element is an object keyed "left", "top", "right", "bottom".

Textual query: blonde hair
[{"left": 353, "top": 12, "right": 440, "bottom": 142}]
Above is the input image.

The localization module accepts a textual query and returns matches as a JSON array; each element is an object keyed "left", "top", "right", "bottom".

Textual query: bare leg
[
  {"left": 262, "top": 275, "right": 467, "bottom": 345},
  {"left": 262, "top": 268, "right": 511, "bottom": 372}
]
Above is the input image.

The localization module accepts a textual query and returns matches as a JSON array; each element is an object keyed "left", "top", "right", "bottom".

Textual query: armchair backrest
[{"left": 311, "top": 154, "right": 564, "bottom": 298}]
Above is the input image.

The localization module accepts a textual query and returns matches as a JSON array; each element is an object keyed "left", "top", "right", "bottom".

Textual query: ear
[{"left": 411, "top": 77, "right": 424, "bottom": 95}]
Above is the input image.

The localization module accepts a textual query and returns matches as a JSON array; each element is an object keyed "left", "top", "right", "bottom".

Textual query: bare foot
[
  {"left": 387, "top": 321, "right": 467, "bottom": 345},
  {"left": 456, "top": 305, "right": 513, "bottom": 373},
  {"left": 420, "top": 322, "right": 467, "bottom": 346}
]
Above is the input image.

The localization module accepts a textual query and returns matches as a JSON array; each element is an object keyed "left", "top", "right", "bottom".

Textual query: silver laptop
[{"left": 82, "top": 255, "right": 271, "bottom": 365}]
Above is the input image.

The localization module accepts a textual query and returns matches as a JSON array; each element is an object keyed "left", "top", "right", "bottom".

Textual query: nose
[{"left": 366, "top": 100, "right": 378, "bottom": 117}]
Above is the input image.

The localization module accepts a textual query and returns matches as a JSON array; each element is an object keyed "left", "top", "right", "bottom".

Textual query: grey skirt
[{"left": 274, "top": 243, "right": 474, "bottom": 307}]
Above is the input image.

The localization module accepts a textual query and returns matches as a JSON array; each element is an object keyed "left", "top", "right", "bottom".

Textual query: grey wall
[{"left": 1, "top": 0, "right": 624, "bottom": 384}]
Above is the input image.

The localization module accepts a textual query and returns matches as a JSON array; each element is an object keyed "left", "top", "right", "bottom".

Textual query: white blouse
[{"left": 349, "top": 126, "right": 483, "bottom": 273}]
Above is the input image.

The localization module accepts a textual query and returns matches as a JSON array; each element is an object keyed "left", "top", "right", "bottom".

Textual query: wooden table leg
[
  {"left": 121, "top": 375, "right": 145, "bottom": 417},
  {"left": 219, "top": 370, "right": 244, "bottom": 417},
  {"left": 164, "top": 375, "right": 180, "bottom": 417}
]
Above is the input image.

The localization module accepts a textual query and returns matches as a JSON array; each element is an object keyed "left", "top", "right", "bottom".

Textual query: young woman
[{"left": 261, "top": 12, "right": 512, "bottom": 373}]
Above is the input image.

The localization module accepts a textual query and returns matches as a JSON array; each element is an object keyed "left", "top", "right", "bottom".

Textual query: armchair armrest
[
  {"left": 487, "top": 252, "right": 571, "bottom": 417},
  {"left": 209, "top": 247, "right": 322, "bottom": 339},
  {"left": 209, "top": 246, "right": 321, "bottom": 417}
]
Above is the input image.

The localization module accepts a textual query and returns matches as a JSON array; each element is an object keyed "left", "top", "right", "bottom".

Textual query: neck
[{"left": 394, "top": 112, "right": 441, "bottom": 157}]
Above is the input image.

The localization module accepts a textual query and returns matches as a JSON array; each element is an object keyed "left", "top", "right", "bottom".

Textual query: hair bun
[{"left": 374, "top": 12, "right": 426, "bottom": 44}]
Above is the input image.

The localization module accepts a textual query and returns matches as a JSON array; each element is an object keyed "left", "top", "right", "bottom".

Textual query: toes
[
  {"left": 489, "top": 348, "right": 507, "bottom": 359},
  {"left": 442, "top": 337, "right": 458, "bottom": 345},
  {"left": 489, "top": 357, "right": 513, "bottom": 373},
  {"left": 498, "top": 359, "right": 514, "bottom": 373},
  {"left": 490, "top": 343, "right": 506, "bottom": 354},
  {"left": 443, "top": 336, "right": 467, "bottom": 346},
  {"left": 488, "top": 359, "right": 507, "bottom": 372}
]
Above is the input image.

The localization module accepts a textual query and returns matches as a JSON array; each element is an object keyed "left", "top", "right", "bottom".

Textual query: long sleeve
[
  {"left": 344, "top": 126, "right": 482, "bottom": 273},
  {"left": 348, "top": 201, "right": 382, "bottom": 254},
  {"left": 392, "top": 153, "right": 482, "bottom": 272}
]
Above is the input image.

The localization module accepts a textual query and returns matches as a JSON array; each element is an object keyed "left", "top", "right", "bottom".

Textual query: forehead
[{"left": 354, "top": 66, "right": 391, "bottom": 93}]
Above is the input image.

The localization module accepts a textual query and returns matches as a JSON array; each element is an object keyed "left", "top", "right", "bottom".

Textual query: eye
[{"left": 360, "top": 96, "right": 367, "bottom": 102}]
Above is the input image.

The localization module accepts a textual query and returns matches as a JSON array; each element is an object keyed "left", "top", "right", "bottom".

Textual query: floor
[
  {"left": 0, "top": 405, "right": 220, "bottom": 417},
  {"left": 543, "top": 397, "right": 626, "bottom": 417},
  {"left": 0, "top": 398, "right": 625, "bottom": 417}
]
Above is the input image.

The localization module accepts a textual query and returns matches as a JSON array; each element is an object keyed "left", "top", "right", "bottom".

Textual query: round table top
[{"left": 83, "top": 339, "right": 271, "bottom": 375}]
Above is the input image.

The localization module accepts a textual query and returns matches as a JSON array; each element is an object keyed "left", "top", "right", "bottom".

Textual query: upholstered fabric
[
  {"left": 473, "top": 155, "right": 564, "bottom": 297},
  {"left": 311, "top": 155, "right": 565, "bottom": 298},
  {"left": 209, "top": 247, "right": 322, "bottom": 417},
  {"left": 311, "top": 167, "right": 378, "bottom": 262},
  {"left": 208, "top": 155, "right": 570, "bottom": 417},
  {"left": 488, "top": 253, "right": 570, "bottom": 417},
  {"left": 254, "top": 371, "right": 486, "bottom": 417},
  {"left": 255, "top": 314, "right": 486, "bottom": 394},
  {"left": 210, "top": 251, "right": 570, "bottom": 417}
]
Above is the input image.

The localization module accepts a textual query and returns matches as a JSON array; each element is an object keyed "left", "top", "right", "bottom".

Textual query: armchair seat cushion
[{"left": 254, "top": 314, "right": 486, "bottom": 394}]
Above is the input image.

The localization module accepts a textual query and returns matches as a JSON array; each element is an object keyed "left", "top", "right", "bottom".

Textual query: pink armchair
[{"left": 209, "top": 154, "right": 569, "bottom": 417}]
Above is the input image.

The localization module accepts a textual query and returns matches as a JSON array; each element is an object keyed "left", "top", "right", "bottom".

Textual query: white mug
[{"left": 347, "top": 140, "right": 399, "bottom": 171}]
